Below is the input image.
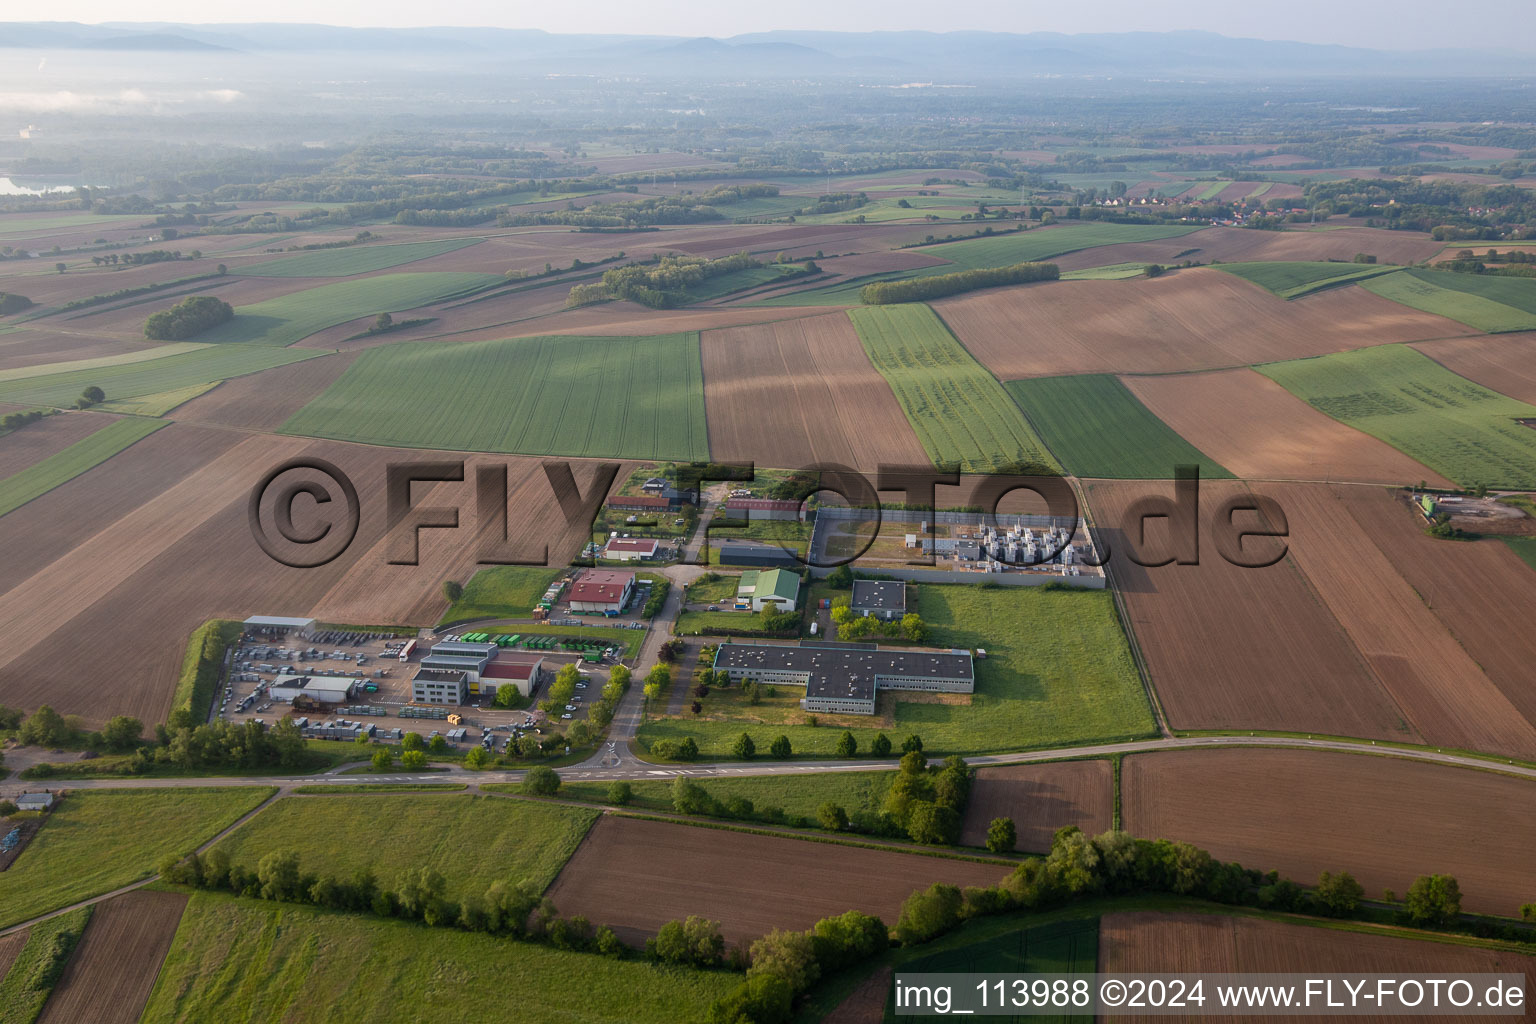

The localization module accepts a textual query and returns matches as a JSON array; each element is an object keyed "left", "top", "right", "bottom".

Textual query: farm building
[
  {"left": 608, "top": 495, "right": 672, "bottom": 513},
  {"left": 724, "top": 497, "right": 805, "bottom": 521},
  {"left": 604, "top": 536, "right": 659, "bottom": 561},
  {"left": 411, "top": 668, "right": 469, "bottom": 705},
  {"left": 478, "top": 655, "right": 545, "bottom": 698},
  {"left": 852, "top": 580, "right": 906, "bottom": 620},
  {"left": 15, "top": 792, "right": 53, "bottom": 811},
  {"left": 271, "top": 675, "right": 357, "bottom": 704},
  {"left": 242, "top": 615, "right": 315, "bottom": 634},
  {"left": 420, "top": 640, "right": 499, "bottom": 681},
  {"left": 717, "top": 541, "right": 802, "bottom": 568},
  {"left": 640, "top": 478, "right": 698, "bottom": 504},
  {"left": 736, "top": 568, "right": 802, "bottom": 612},
  {"left": 568, "top": 569, "right": 636, "bottom": 614},
  {"left": 712, "top": 640, "right": 974, "bottom": 716}
]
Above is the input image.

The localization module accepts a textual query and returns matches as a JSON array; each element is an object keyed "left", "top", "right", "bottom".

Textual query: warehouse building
[
  {"left": 717, "top": 541, "right": 802, "bottom": 568},
  {"left": 604, "top": 536, "right": 659, "bottom": 561},
  {"left": 412, "top": 668, "right": 469, "bottom": 705},
  {"left": 420, "top": 640, "right": 499, "bottom": 681},
  {"left": 724, "top": 497, "right": 805, "bottom": 521},
  {"left": 478, "top": 655, "right": 544, "bottom": 698},
  {"left": 568, "top": 569, "right": 635, "bottom": 614},
  {"left": 712, "top": 640, "right": 974, "bottom": 716},
  {"left": 851, "top": 580, "right": 906, "bottom": 620},
  {"left": 271, "top": 675, "right": 358, "bottom": 704},
  {"left": 736, "top": 568, "right": 802, "bottom": 612},
  {"left": 242, "top": 615, "right": 316, "bottom": 634}
]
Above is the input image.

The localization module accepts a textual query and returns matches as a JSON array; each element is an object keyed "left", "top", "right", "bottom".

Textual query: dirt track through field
[
  {"left": 1122, "top": 368, "right": 1454, "bottom": 486},
  {"left": 35, "top": 890, "right": 188, "bottom": 1024},
  {"left": 1121, "top": 749, "right": 1536, "bottom": 917},
  {"left": 545, "top": 815, "right": 1010, "bottom": 945},
  {"left": 959, "top": 761, "right": 1114, "bottom": 852}
]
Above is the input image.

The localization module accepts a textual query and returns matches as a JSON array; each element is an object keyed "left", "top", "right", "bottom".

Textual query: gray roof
[
  {"left": 243, "top": 615, "right": 315, "bottom": 629},
  {"left": 432, "top": 641, "right": 500, "bottom": 656},
  {"left": 715, "top": 641, "right": 972, "bottom": 697},
  {"left": 851, "top": 580, "right": 906, "bottom": 612},
  {"left": 413, "top": 668, "right": 468, "bottom": 684}
]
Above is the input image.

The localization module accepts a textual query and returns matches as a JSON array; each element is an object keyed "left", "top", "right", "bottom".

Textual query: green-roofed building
[{"left": 735, "top": 568, "right": 802, "bottom": 612}]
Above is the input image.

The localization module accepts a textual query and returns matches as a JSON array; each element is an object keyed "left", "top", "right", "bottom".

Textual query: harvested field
[
  {"left": 700, "top": 312, "right": 930, "bottom": 472},
  {"left": 545, "top": 816, "right": 1010, "bottom": 945},
  {"left": 959, "top": 760, "right": 1114, "bottom": 852},
  {"left": 935, "top": 269, "right": 1470, "bottom": 379},
  {"left": 0, "top": 329, "right": 149, "bottom": 373},
  {"left": 1331, "top": 485, "right": 1536, "bottom": 734},
  {"left": 1272, "top": 483, "right": 1536, "bottom": 758},
  {"left": 0, "top": 930, "right": 26, "bottom": 980},
  {"left": 36, "top": 890, "right": 188, "bottom": 1024},
  {"left": 1121, "top": 750, "right": 1536, "bottom": 916},
  {"left": 0, "top": 416, "right": 166, "bottom": 519},
  {"left": 1414, "top": 331, "right": 1536, "bottom": 405},
  {"left": 1122, "top": 368, "right": 1454, "bottom": 486},
  {"left": 0, "top": 410, "right": 119, "bottom": 479},
  {"left": 1048, "top": 225, "right": 1438, "bottom": 272},
  {"left": 169, "top": 351, "right": 359, "bottom": 430},
  {"left": 235, "top": 237, "right": 484, "bottom": 277},
  {"left": 1083, "top": 479, "right": 1414, "bottom": 741}
]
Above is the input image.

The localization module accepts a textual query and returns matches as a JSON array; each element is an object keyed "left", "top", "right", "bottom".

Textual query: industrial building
[
  {"left": 723, "top": 497, "right": 805, "bottom": 521},
  {"left": 271, "top": 675, "right": 358, "bottom": 704},
  {"left": 420, "top": 640, "right": 499, "bottom": 680},
  {"left": 243, "top": 615, "right": 316, "bottom": 634},
  {"left": 604, "top": 536, "right": 659, "bottom": 561},
  {"left": 735, "top": 568, "right": 802, "bottom": 612},
  {"left": 717, "top": 541, "right": 802, "bottom": 568},
  {"left": 851, "top": 580, "right": 906, "bottom": 620},
  {"left": 568, "top": 569, "right": 636, "bottom": 614},
  {"left": 411, "top": 668, "right": 469, "bottom": 705},
  {"left": 478, "top": 655, "right": 544, "bottom": 698},
  {"left": 712, "top": 640, "right": 974, "bottom": 716}
]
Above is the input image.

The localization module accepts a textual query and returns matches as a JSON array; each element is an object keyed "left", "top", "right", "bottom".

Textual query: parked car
[
  {"left": 560, "top": 713, "right": 573, "bottom": 720},
  {"left": 564, "top": 704, "right": 577, "bottom": 711}
]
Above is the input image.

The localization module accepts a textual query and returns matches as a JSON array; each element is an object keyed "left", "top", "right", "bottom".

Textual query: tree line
[{"left": 860, "top": 261, "right": 1058, "bottom": 304}]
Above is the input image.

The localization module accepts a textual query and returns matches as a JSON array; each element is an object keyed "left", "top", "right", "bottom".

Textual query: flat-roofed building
[
  {"left": 271, "top": 675, "right": 357, "bottom": 704},
  {"left": 712, "top": 640, "right": 973, "bottom": 716},
  {"left": 412, "top": 668, "right": 469, "bottom": 705},
  {"left": 851, "top": 580, "right": 906, "bottom": 620}
]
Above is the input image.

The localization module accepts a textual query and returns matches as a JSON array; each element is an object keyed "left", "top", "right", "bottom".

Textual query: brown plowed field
[
  {"left": 0, "top": 928, "right": 27, "bottom": 979},
  {"left": 0, "top": 329, "right": 148, "bottom": 372},
  {"left": 0, "top": 411, "right": 120, "bottom": 479},
  {"left": 169, "top": 352, "right": 359, "bottom": 430},
  {"left": 935, "top": 269, "right": 1468, "bottom": 379},
  {"left": 958, "top": 760, "right": 1114, "bottom": 852},
  {"left": 1101, "top": 911, "right": 1534, "bottom": 1023},
  {"left": 822, "top": 966, "right": 892, "bottom": 1024},
  {"left": 1083, "top": 479, "right": 1413, "bottom": 741},
  {"left": 1122, "top": 368, "right": 1454, "bottom": 486},
  {"left": 1271, "top": 483, "right": 1536, "bottom": 759},
  {"left": 1121, "top": 750, "right": 1536, "bottom": 917},
  {"left": 502, "top": 304, "right": 836, "bottom": 340},
  {"left": 700, "top": 311, "right": 930, "bottom": 472},
  {"left": 1414, "top": 332, "right": 1536, "bottom": 404},
  {"left": 1332, "top": 485, "right": 1536, "bottom": 733},
  {"left": 35, "top": 890, "right": 188, "bottom": 1024},
  {"left": 545, "top": 816, "right": 1011, "bottom": 945},
  {"left": 1049, "top": 224, "right": 1439, "bottom": 270}
]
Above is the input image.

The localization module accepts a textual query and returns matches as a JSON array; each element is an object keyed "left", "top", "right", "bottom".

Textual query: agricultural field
[
  {"left": 1257, "top": 344, "right": 1536, "bottom": 489},
  {"left": 0, "top": 411, "right": 118, "bottom": 478},
  {"left": 1412, "top": 330, "right": 1536, "bottom": 405},
  {"left": 140, "top": 891, "right": 737, "bottom": 1024},
  {"left": 235, "top": 237, "right": 485, "bottom": 277},
  {"left": 1217, "top": 260, "right": 1399, "bottom": 298},
  {"left": 1046, "top": 224, "right": 1442, "bottom": 274},
  {"left": 35, "top": 891, "right": 189, "bottom": 1024},
  {"left": 194, "top": 272, "right": 502, "bottom": 346},
  {"left": 846, "top": 304, "right": 1059, "bottom": 473},
  {"left": 958, "top": 760, "right": 1115, "bottom": 853},
  {"left": 1005, "top": 374, "right": 1231, "bottom": 479},
  {"left": 0, "top": 416, "right": 165, "bottom": 518},
  {"left": 0, "top": 788, "right": 275, "bottom": 929},
  {"left": 684, "top": 262, "right": 813, "bottom": 302},
  {"left": 1059, "top": 262, "right": 1150, "bottom": 280},
  {"left": 1362, "top": 268, "right": 1536, "bottom": 333},
  {"left": 557, "top": 770, "right": 898, "bottom": 822},
  {"left": 639, "top": 583, "right": 1155, "bottom": 759},
  {"left": 545, "top": 815, "right": 1010, "bottom": 945},
  {"left": 0, "top": 343, "right": 325, "bottom": 409},
  {"left": 1505, "top": 536, "right": 1536, "bottom": 571},
  {"left": 439, "top": 565, "right": 566, "bottom": 624},
  {"left": 917, "top": 222, "right": 1205, "bottom": 271},
  {"left": 1123, "top": 368, "right": 1455, "bottom": 486},
  {"left": 167, "top": 350, "right": 359, "bottom": 430},
  {"left": 280, "top": 332, "right": 709, "bottom": 460},
  {"left": 699, "top": 312, "right": 930, "bottom": 472},
  {"left": 1120, "top": 749, "right": 1536, "bottom": 917},
  {"left": 0, "top": 907, "right": 93, "bottom": 1024},
  {"left": 0, "top": 342, "right": 207, "bottom": 383},
  {"left": 209, "top": 793, "right": 597, "bottom": 900}
]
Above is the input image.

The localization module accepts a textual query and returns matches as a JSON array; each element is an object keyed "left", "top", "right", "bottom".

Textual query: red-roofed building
[
  {"left": 568, "top": 569, "right": 636, "bottom": 614},
  {"left": 724, "top": 497, "right": 806, "bottom": 522},
  {"left": 604, "top": 536, "right": 660, "bottom": 561},
  {"left": 478, "top": 655, "right": 544, "bottom": 698}
]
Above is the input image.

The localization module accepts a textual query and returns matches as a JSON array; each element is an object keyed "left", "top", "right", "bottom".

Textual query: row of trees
[
  {"left": 830, "top": 598, "right": 926, "bottom": 643},
  {"left": 56, "top": 266, "right": 226, "bottom": 313},
  {"left": 144, "top": 294, "right": 233, "bottom": 340},
  {"left": 859, "top": 261, "right": 1059, "bottom": 305},
  {"left": 0, "top": 409, "right": 45, "bottom": 432}
]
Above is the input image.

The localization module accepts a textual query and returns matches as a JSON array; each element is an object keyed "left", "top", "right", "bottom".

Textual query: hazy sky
[{"left": 37, "top": 0, "right": 1536, "bottom": 52}]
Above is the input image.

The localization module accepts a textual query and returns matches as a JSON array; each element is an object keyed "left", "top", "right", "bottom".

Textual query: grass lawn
[
  {"left": 0, "top": 788, "right": 275, "bottom": 929},
  {"left": 0, "top": 907, "right": 94, "bottom": 1024},
  {"left": 848, "top": 304, "right": 1059, "bottom": 474},
  {"left": 1257, "top": 344, "right": 1536, "bottom": 488},
  {"left": 195, "top": 272, "right": 503, "bottom": 347},
  {"left": 684, "top": 572, "right": 742, "bottom": 605},
  {"left": 235, "top": 237, "right": 484, "bottom": 278},
  {"left": 0, "top": 343, "right": 324, "bottom": 408},
  {"left": 1502, "top": 536, "right": 1536, "bottom": 573},
  {"left": 280, "top": 331, "right": 709, "bottom": 460},
  {"left": 1005, "top": 374, "right": 1231, "bottom": 479},
  {"left": 0, "top": 416, "right": 165, "bottom": 517},
  {"left": 1217, "top": 260, "right": 1399, "bottom": 299},
  {"left": 556, "top": 771, "right": 897, "bottom": 821},
  {"left": 440, "top": 566, "right": 565, "bottom": 624},
  {"left": 1362, "top": 269, "right": 1536, "bottom": 333},
  {"left": 674, "top": 608, "right": 786, "bottom": 636},
  {"left": 639, "top": 583, "right": 1155, "bottom": 759},
  {"left": 209, "top": 793, "right": 597, "bottom": 898},
  {"left": 140, "top": 892, "right": 738, "bottom": 1024}
]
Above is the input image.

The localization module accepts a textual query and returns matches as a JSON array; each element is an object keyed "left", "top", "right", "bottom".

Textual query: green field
[
  {"left": 0, "top": 906, "right": 93, "bottom": 1024},
  {"left": 281, "top": 332, "right": 709, "bottom": 460},
  {"left": 0, "top": 788, "right": 274, "bottom": 929},
  {"left": 96, "top": 381, "right": 221, "bottom": 416},
  {"left": 1257, "top": 344, "right": 1536, "bottom": 488},
  {"left": 1362, "top": 269, "right": 1536, "bottom": 333},
  {"left": 440, "top": 566, "right": 566, "bottom": 624},
  {"left": 1005, "top": 374, "right": 1231, "bottom": 479},
  {"left": 918, "top": 222, "right": 1205, "bottom": 271},
  {"left": 638, "top": 583, "right": 1155, "bottom": 759},
  {"left": 0, "top": 343, "right": 209, "bottom": 383},
  {"left": 235, "top": 237, "right": 484, "bottom": 277},
  {"left": 0, "top": 416, "right": 166, "bottom": 517},
  {"left": 194, "top": 272, "right": 502, "bottom": 346},
  {"left": 847, "top": 305, "right": 1059, "bottom": 473},
  {"left": 684, "top": 263, "right": 812, "bottom": 302},
  {"left": 210, "top": 794, "right": 596, "bottom": 899},
  {"left": 1218, "top": 261, "right": 1400, "bottom": 299},
  {"left": 140, "top": 892, "right": 737, "bottom": 1024},
  {"left": 0, "top": 342, "right": 324, "bottom": 408},
  {"left": 557, "top": 771, "right": 897, "bottom": 821},
  {"left": 1503, "top": 536, "right": 1536, "bottom": 572},
  {"left": 1059, "top": 262, "right": 1150, "bottom": 281}
]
